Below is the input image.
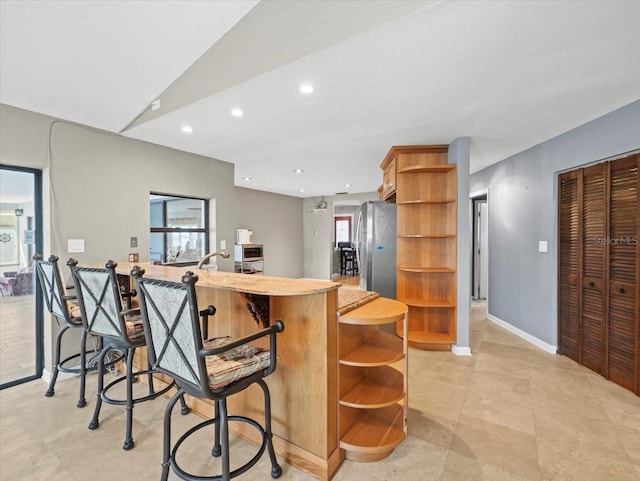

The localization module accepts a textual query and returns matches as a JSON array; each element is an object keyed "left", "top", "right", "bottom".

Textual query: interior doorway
[
  {"left": 0, "top": 165, "right": 44, "bottom": 389},
  {"left": 332, "top": 200, "right": 361, "bottom": 288},
  {"left": 471, "top": 193, "right": 488, "bottom": 300}
]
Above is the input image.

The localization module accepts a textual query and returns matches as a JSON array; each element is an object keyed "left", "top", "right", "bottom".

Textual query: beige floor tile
[
  {"left": 441, "top": 450, "right": 549, "bottom": 481},
  {"left": 409, "top": 377, "right": 468, "bottom": 423},
  {"left": 407, "top": 409, "right": 457, "bottom": 450},
  {"left": 466, "top": 368, "right": 531, "bottom": 436},
  {"left": 449, "top": 414, "right": 540, "bottom": 479},
  {"left": 615, "top": 424, "right": 640, "bottom": 467},
  {"left": 2, "top": 303, "right": 639, "bottom": 481}
]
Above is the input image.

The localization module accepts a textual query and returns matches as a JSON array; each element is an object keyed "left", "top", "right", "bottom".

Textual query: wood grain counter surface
[{"left": 113, "top": 262, "right": 340, "bottom": 296}]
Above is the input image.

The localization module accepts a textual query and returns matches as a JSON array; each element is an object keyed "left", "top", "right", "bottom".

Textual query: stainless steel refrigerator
[{"left": 356, "top": 201, "right": 397, "bottom": 298}]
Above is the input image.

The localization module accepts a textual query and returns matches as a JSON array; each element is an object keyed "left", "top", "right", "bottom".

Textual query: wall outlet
[
  {"left": 128, "top": 253, "right": 139, "bottom": 262},
  {"left": 130, "top": 236, "right": 138, "bottom": 247}
]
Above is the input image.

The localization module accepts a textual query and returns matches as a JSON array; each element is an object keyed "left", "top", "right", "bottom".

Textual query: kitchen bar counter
[
  {"left": 119, "top": 263, "right": 344, "bottom": 480},
  {"left": 117, "top": 263, "right": 397, "bottom": 480}
]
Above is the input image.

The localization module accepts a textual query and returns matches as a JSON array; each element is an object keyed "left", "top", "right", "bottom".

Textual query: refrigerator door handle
[{"left": 355, "top": 211, "right": 362, "bottom": 270}]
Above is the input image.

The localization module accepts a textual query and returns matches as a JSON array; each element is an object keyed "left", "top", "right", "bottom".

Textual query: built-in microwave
[{"left": 234, "top": 244, "right": 263, "bottom": 262}]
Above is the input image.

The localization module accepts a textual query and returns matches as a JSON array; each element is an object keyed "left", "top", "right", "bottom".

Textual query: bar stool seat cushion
[
  {"left": 203, "top": 337, "right": 271, "bottom": 390},
  {"left": 69, "top": 302, "right": 82, "bottom": 321},
  {"left": 124, "top": 314, "right": 145, "bottom": 341}
]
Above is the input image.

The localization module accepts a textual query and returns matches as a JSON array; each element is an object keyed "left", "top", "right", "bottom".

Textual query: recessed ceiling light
[
  {"left": 294, "top": 169, "right": 304, "bottom": 174},
  {"left": 242, "top": 176, "right": 252, "bottom": 181},
  {"left": 300, "top": 84, "right": 314, "bottom": 94},
  {"left": 181, "top": 125, "right": 193, "bottom": 133},
  {"left": 231, "top": 108, "right": 244, "bottom": 117},
  {"left": 345, "top": 183, "right": 352, "bottom": 187},
  {"left": 299, "top": 188, "right": 305, "bottom": 193}
]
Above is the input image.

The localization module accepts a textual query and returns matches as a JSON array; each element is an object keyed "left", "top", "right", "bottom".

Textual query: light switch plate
[
  {"left": 68, "top": 239, "right": 85, "bottom": 253},
  {"left": 538, "top": 241, "right": 548, "bottom": 253},
  {"left": 130, "top": 237, "right": 138, "bottom": 248},
  {"left": 220, "top": 240, "right": 226, "bottom": 250}
]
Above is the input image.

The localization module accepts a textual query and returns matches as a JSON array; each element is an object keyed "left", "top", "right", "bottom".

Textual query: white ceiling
[{"left": 2, "top": 0, "right": 639, "bottom": 199}]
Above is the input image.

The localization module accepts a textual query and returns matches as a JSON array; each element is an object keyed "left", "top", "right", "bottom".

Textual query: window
[
  {"left": 150, "top": 193, "right": 209, "bottom": 265},
  {"left": 334, "top": 215, "right": 352, "bottom": 245}
]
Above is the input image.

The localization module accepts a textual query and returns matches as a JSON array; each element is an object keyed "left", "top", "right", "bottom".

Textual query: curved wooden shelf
[
  {"left": 340, "top": 404, "right": 405, "bottom": 462},
  {"left": 396, "top": 329, "right": 455, "bottom": 350},
  {"left": 340, "top": 331, "right": 404, "bottom": 367},
  {"left": 399, "top": 299, "right": 455, "bottom": 308},
  {"left": 397, "top": 266, "right": 455, "bottom": 273},
  {"left": 340, "top": 366, "right": 403, "bottom": 409},
  {"left": 397, "top": 234, "right": 455, "bottom": 238},
  {"left": 397, "top": 165, "right": 456, "bottom": 174},
  {"left": 339, "top": 297, "right": 407, "bottom": 325},
  {"left": 397, "top": 199, "right": 456, "bottom": 205}
]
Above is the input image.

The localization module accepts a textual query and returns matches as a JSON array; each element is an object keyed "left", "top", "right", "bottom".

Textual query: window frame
[
  {"left": 150, "top": 192, "right": 210, "bottom": 266},
  {"left": 334, "top": 215, "right": 352, "bottom": 245}
]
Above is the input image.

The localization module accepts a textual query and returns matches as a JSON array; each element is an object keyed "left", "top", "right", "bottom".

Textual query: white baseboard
[
  {"left": 41, "top": 368, "right": 77, "bottom": 385},
  {"left": 487, "top": 313, "right": 558, "bottom": 354},
  {"left": 452, "top": 345, "right": 472, "bottom": 356}
]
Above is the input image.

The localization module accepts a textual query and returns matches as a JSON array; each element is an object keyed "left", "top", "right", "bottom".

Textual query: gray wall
[
  {"left": 234, "top": 187, "right": 303, "bottom": 278},
  {"left": 449, "top": 137, "right": 471, "bottom": 351},
  {"left": 0, "top": 103, "right": 305, "bottom": 373},
  {"left": 470, "top": 100, "right": 640, "bottom": 346}
]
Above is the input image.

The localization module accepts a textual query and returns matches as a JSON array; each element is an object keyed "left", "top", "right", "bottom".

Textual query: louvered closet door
[
  {"left": 558, "top": 171, "right": 581, "bottom": 362},
  {"left": 581, "top": 163, "right": 607, "bottom": 375},
  {"left": 607, "top": 155, "right": 639, "bottom": 392}
]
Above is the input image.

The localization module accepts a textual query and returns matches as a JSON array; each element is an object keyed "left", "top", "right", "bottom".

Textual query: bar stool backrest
[
  {"left": 131, "top": 268, "right": 208, "bottom": 396},
  {"left": 33, "top": 254, "right": 75, "bottom": 325},
  {"left": 67, "top": 260, "right": 126, "bottom": 342}
]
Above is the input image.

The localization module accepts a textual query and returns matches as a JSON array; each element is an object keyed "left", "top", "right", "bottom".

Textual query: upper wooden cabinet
[
  {"left": 380, "top": 155, "right": 397, "bottom": 201},
  {"left": 381, "top": 145, "right": 457, "bottom": 350}
]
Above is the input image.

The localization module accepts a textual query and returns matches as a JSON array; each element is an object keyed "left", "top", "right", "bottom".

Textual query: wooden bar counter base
[{"left": 119, "top": 263, "right": 407, "bottom": 480}]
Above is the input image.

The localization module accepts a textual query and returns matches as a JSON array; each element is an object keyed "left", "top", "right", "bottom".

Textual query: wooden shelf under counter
[
  {"left": 339, "top": 404, "right": 405, "bottom": 462},
  {"left": 339, "top": 365, "right": 403, "bottom": 409},
  {"left": 337, "top": 296, "right": 408, "bottom": 463},
  {"left": 339, "top": 331, "right": 404, "bottom": 367}
]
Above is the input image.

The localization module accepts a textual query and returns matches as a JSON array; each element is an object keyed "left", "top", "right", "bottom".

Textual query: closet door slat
[
  {"left": 558, "top": 171, "right": 581, "bottom": 361},
  {"left": 581, "top": 163, "right": 607, "bottom": 375},
  {"left": 607, "top": 156, "right": 639, "bottom": 391}
]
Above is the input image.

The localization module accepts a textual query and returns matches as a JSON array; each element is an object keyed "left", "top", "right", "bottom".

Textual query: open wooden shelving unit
[
  {"left": 338, "top": 297, "right": 408, "bottom": 463},
  {"left": 381, "top": 145, "right": 457, "bottom": 350}
]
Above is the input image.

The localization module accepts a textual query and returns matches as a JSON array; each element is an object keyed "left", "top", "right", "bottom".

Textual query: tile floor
[{"left": 1, "top": 301, "right": 639, "bottom": 481}]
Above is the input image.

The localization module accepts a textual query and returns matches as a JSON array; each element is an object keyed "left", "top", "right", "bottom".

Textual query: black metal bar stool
[
  {"left": 67, "top": 259, "right": 189, "bottom": 450},
  {"left": 131, "top": 267, "right": 285, "bottom": 481},
  {"left": 33, "top": 254, "right": 103, "bottom": 407}
]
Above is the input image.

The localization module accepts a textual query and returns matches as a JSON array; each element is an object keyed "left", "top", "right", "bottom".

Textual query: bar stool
[
  {"left": 131, "top": 267, "right": 285, "bottom": 481},
  {"left": 33, "top": 254, "right": 101, "bottom": 407},
  {"left": 67, "top": 259, "right": 189, "bottom": 450}
]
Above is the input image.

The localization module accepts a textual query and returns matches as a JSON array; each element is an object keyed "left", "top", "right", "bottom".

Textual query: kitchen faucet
[{"left": 196, "top": 251, "right": 230, "bottom": 269}]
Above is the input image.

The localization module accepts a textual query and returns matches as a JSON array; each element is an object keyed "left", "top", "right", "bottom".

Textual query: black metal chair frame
[
  {"left": 67, "top": 259, "right": 189, "bottom": 450},
  {"left": 33, "top": 254, "right": 104, "bottom": 407},
  {"left": 131, "top": 267, "right": 285, "bottom": 481}
]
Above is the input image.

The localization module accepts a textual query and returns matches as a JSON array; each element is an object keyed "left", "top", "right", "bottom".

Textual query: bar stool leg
[
  {"left": 161, "top": 389, "right": 182, "bottom": 481},
  {"left": 259, "top": 379, "right": 282, "bottom": 478},
  {"left": 123, "top": 348, "right": 135, "bottom": 450},
  {"left": 77, "top": 328, "right": 88, "bottom": 407},
  {"left": 212, "top": 400, "right": 222, "bottom": 457},
  {"left": 88, "top": 347, "right": 109, "bottom": 430},
  {"left": 45, "top": 324, "right": 67, "bottom": 398},
  {"left": 219, "top": 398, "right": 230, "bottom": 481}
]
